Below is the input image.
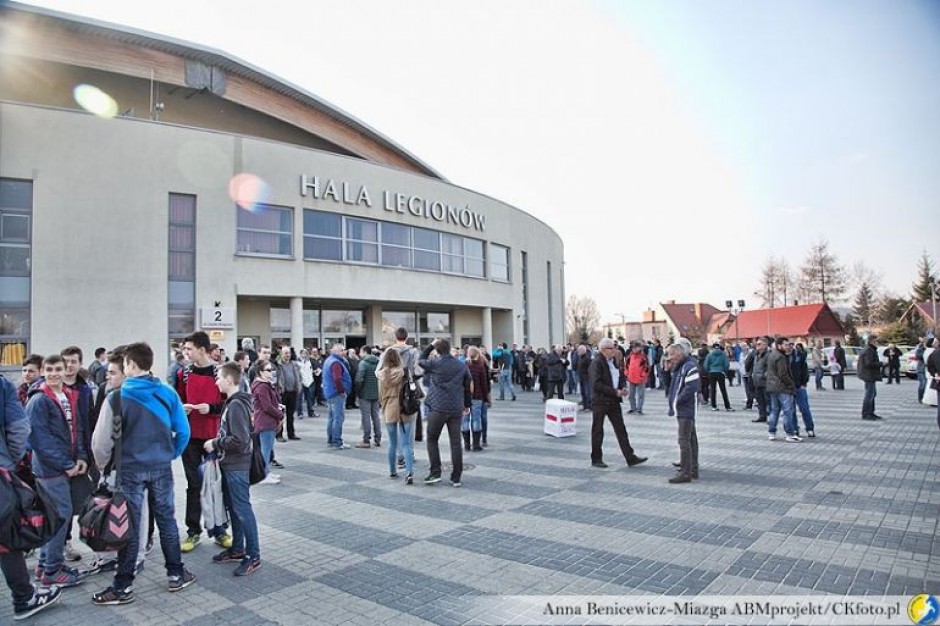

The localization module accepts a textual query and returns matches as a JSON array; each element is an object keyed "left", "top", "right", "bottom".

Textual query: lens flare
[
  {"left": 228, "top": 173, "right": 270, "bottom": 211},
  {"left": 73, "top": 84, "right": 118, "bottom": 118}
]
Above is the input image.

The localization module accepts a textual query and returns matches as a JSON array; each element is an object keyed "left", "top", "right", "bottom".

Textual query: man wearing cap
[{"left": 857, "top": 335, "right": 883, "bottom": 420}]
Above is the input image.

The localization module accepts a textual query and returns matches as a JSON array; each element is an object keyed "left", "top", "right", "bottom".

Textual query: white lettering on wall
[{"left": 306, "top": 175, "right": 485, "bottom": 231}]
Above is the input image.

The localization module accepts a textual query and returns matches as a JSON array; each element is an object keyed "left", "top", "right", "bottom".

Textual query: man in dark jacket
[
  {"left": 858, "top": 335, "right": 883, "bottom": 420},
  {"left": 884, "top": 344, "right": 902, "bottom": 384},
  {"left": 2, "top": 373, "right": 63, "bottom": 619},
  {"left": 790, "top": 343, "right": 816, "bottom": 437},
  {"left": 926, "top": 341, "right": 940, "bottom": 431},
  {"left": 589, "top": 338, "right": 647, "bottom": 469},
  {"left": 832, "top": 341, "right": 847, "bottom": 390},
  {"left": 751, "top": 338, "right": 770, "bottom": 423},
  {"left": 25, "top": 354, "right": 88, "bottom": 588},
  {"left": 419, "top": 339, "right": 471, "bottom": 487},
  {"left": 355, "top": 348, "right": 381, "bottom": 448},
  {"left": 765, "top": 338, "right": 799, "bottom": 441},
  {"left": 205, "top": 362, "right": 260, "bottom": 576},
  {"left": 544, "top": 346, "right": 568, "bottom": 400},
  {"left": 666, "top": 340, "right": 700, "bottom": 484},
  {"left": 576, "top": 344, "right": 593, "bottom": 411}
]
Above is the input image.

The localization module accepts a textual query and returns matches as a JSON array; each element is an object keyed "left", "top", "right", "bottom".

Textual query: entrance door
[{"left": 345, "top": 335, "right": 367, "bottom": 351}]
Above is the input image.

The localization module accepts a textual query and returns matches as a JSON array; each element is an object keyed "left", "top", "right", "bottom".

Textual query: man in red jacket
[
  {"left": 176, "top": 331, "right": 231, "bottom": 553},
  {"left": 625, "top": 342, "right": 650, "bottom": 415}
]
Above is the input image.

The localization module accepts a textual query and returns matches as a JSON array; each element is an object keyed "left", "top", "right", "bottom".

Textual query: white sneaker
[
  {"left": 260, "top": 474, "right": 281, "bottom": 485},
  {"left": 785, "top": 435, "right": 803, "bottom": 443},
  {"left": 768, "top": 433, "right": 777, "bottom": 441},
  {"left": 64, "top": 541, "right": 82, "bottom": 562}
]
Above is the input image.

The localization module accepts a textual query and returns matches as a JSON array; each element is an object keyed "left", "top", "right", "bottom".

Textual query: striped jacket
[{"left": 668, "top": 356, "right": 700, "bottom": 419}]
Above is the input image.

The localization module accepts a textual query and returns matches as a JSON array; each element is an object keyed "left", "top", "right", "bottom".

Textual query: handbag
[
  {"left": 930, "top": 378, "right": 940, "bottom": 391},
  {"left": 249, "top": 433, "right": 266, "bottom": 485},
  {"left": 0, "top": 466, "right": 67, "bottom": 553},
  {"left": 78, "top": 391, "right": 132, "bottom": 552}
]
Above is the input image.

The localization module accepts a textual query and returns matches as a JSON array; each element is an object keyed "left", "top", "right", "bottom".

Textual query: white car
[{"left": 905, "top": 346, "right": 935, "bottom": 379}]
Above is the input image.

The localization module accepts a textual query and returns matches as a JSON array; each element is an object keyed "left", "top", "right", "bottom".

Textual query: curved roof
[{"left": 3, "top": 1, "right": 446, "bottom": 180}]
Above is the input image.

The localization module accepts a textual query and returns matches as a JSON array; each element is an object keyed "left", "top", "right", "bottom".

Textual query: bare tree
[
  {"left": 566, "top": 295, "right": 602, "bottom": 344},
  {"left": 754, "top": 258, "right": 779, "bottom": 308},
  {"left": 797, "top": 238, "right": 849, "bottom": 304},
  {"left": 850, "top": 261, "right": 882, "bottom": 328},
  {"left": 774, "top": 258, "right": 795, "bottom": 306}
]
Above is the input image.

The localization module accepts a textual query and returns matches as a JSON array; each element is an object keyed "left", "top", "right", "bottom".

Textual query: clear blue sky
[{"left": 23, "top": 0, "right": 940, "bottom": 321}]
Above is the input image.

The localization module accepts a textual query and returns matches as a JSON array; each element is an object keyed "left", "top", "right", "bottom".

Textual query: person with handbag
[
  {"left": 204, "top": 362, "right": 261, "bottom": 576},
  {"left": 24, "top": 354, "right": 88, "bottom": 589},
  {"left": 376, "top": 348, "right": 416, "bottom": 484},
  {"left": 250, "top": 362, "right": 284, "bottom": 484},
  {"left": 90, "top": 342, "right": 195, "bottom": 605},
  {"left": 464, "top": 346, "right": 490, "bottom": 452},
  {"left": 2, "top": 373, "right": 64, "bottom": 619}
]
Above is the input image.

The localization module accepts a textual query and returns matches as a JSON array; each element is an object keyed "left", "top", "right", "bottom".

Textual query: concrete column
[
  {"left": 290, "top": 296, "right": 304, "bottom": 350},
  {"left": 482, "top": 307, "right": 493, "bottom": 350},
  {"left": 367, "top": 304, "right": 383, "bottom": 346}
]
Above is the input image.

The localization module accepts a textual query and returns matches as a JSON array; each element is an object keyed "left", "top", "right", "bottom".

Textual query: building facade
[{"left": 0, "top": 3, "right": 565, "bottom": 372}]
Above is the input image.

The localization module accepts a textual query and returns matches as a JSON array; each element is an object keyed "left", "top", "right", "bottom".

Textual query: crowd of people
[{"left": 3, "top": 327, "right": 940, "bottom": 620}]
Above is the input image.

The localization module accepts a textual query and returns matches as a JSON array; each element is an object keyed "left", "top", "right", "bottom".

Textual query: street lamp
[{"left": 726, "top": 299, "right": 746, "bottom": 340}]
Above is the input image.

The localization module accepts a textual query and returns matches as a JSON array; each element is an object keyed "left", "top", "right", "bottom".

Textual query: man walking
[
  {"left": 704, "top": 343, "right": 733, "bottom": 412},
  {"left": 419, "top": 339, "right": 471, "bottom": 487},
  {"left": 275, "top": 346, "right": 302, "bottom": 440},
  {"left": 751, "top": 338, "right": 770, "bottom": 423},
  {"left": 858, "top": 335, "right": 883, "bottom": 420},
  {"left": 492, "top": 343, "right": 517, "bottom": 401},
  {"left": 576, "top": 344, "right": 593, "bottom": 412},
  {"left": 322, "top": 343, "right": 351, "bottom": 450},
  {"left": 589, "top": 338, "right": 647, "bottom": 469}
]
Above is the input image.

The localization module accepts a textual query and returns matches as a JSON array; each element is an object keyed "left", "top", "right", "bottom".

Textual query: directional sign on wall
[{"left": 200, "top": 306, "right": 234, "bottom": 329}]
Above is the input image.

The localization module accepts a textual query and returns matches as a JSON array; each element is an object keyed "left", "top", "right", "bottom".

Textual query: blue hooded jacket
[{"left": 115, "top": 374, "right": 190, "bottom": 472}]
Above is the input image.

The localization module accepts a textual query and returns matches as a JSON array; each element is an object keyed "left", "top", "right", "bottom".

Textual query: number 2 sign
[{"left": 200, "top": 306, "right": 234, "bottom": 329}]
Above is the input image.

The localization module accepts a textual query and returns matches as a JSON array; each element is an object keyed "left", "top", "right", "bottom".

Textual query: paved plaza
[{"left": 5, "top": 376, "right": 938, "bottom": 625}]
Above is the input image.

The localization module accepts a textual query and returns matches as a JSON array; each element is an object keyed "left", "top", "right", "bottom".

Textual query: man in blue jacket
[
  {"left": 90, "top": 342, "right": 195, "bottom": 605},
  {"left": 2, "top": 373, "right": 63, "bottom": 619},
  {"left": 25, "top": 354, "right": 88, "bottom": 588},
  {"left": 667, "top": 339, "right": 701, "bottom": 484},
  {"left": 419, "top": 339, "right": 471, "bottom": 487}
]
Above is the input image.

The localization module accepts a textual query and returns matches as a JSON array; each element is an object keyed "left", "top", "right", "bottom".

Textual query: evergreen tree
[
  {"left": 911, "top": 251, "right": 938, "bottom": 302},
  {"left": 853, "top": 281, "right": 875, "bottom": 327}
]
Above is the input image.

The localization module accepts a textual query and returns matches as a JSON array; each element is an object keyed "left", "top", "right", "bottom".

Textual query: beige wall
[{"left": 1, "top": 103, "right": 565, "bottom": 373}]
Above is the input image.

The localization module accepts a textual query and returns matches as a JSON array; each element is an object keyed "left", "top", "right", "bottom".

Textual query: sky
[{"left": 22, "top": 0, "right": 940, "bottom": 323}]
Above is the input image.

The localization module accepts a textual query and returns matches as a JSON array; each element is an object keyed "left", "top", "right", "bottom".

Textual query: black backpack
[{"left": 399, "top": 369, "right": 421, "bottom": 416}]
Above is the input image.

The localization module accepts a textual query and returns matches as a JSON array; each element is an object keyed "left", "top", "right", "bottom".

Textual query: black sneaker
[
  {"left": 212, "top": 548, "right": 246, "bottom": 564},
  {"left": 234, "top": 556, "right": 261, "bottom": 577},
  {"left": 91, "top": 585, "right": 134, "bottom": 606},
  {"left": 627, "top": 456, "right": 648, "bottom": 467},
  {"left": 405, "top": 474, "right": 413, "bottom": 485},
  {"left": 270, "top": 460, "right": 285, "bottom": 469},
  {"left": 423, "top": 474, "right": 442, "bottom": 485},
  {"left": 167, "top": 568, "right": 196, "bottom": 592},
  {"left": 14, "top": 586, "right": 62, "bottom": 620}
]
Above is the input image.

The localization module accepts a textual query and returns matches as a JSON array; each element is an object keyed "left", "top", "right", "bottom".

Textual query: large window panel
[
  {"left": 490, "top": 243, "right": 510, "bottom": 282},
  {"left": 0, "top": 178, "right": 31, "bottom": 368},
  {"left": 236, "top": 204, "right": 293, "bottom": 257},
  {"left": 346, "top": 218, "right": 378, "bottom": 243},
  {"left": 305, "top": 237, "right": 342, "bottom": 261},
  {"left": 465, "top": 238, "right": 485, "bottom": 278},
  {"left": 347, "top": 241, "right": 379, "bottom": 263},
  {"left": 168, "top": 193, "right": 195, "bottom": 340}
]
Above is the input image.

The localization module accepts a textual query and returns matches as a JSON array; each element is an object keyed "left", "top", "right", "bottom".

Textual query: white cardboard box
[{"left": 544, "top": 399, "right": 578, "bottom": 437}]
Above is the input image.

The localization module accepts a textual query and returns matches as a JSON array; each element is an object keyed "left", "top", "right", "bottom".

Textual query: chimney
[{"left": 694, "top": 303, "right": 702, "bottom": 321}]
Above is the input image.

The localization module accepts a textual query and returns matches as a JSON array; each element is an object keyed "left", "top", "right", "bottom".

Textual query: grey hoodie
[{"left": 215, "top": 391, "right": 254, "bottom": 471}]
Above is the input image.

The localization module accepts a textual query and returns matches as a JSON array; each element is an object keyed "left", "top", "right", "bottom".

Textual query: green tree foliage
[
  {"left": 879, "top": 322, "right": 916, "bottom": 346},
  {"left": 911, "top": 251, "right": 938, "bottom": 302}
]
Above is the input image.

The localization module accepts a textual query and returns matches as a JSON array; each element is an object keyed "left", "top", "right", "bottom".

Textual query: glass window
[
  {"left": 490, "top": 243, "right": 510, "bottom": 282},
  {"left": 1, "top": 179, "right": 31, "bottom": 367},
  {"left": 270, "top": 307, "right": 291, "bottom": 334},
  {"left": 381, "top": 245, "right": 411, "bottom": 268},
  {"left": 303, "top": 309, "right": 320, "bottom": 336},
  {"left": 0, "top": 246, "right": 29, "bottom": 276},
  {"left": 168, "top": 280, "right": 195, "bottom": 307},
  {"left": 465, "top": 238, "right": 485, "bottom": 278},
  {"left": 168, "top": 251, "right": 194, "bottom": 280},
  {"left": 0, "top": 180, "right": 32, "bottom": 210},
  {"left": 382, "top": 223, "right": 411, "bottom": 247},
  {"left": 168, "top": 194, "right": 195, "bottom": 340},
  {"left": 236, "top": 204, "right": 293, "bottom": 257},
  {"left": 346, "top": 218, "right": 378, "bottom": 243},
  {"left": 0, "top": 214, "right": 29, "bottom": 241},
  {"left": 305, "top": 210, "right": 341, "bottom": 237},
  {"left": 322, "top": 310, "right": 365, "bottom": 334},
  {"left": 303, "top": 210, "right": 342, "bottom": 261},
  {"left": 382, "top": 311, "right": 416, "bottom": 346},
  {"left": 347, "top": 241, "right": 379, "bottom": 263},
  {"left": 414, "top": 249, "right": 440, "bottom": 271},
  {"left": 413, "top": 228, "right": 440, "bottom": 251},
  {"left": 442, "top": 234, "right": 463, "bottom": 256},
  {"left": 421, "top": 312, "right": 451, "bottom": 334},
  {"left": 305, "top": 237, "right": 342, "bottom": 261}
]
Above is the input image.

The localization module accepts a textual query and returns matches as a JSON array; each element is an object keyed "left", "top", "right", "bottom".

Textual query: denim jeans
[
  {"left": 480, "top": 400, "right": 489, "bottom": 443},
  {"left": 768, "top": 392, "right": 796, "bottom": 435},
  {"left": 579, "top": 373, "right": 592, "bottom": 409},
  {"left": 1, "top": 550, "right": 33, "bottom": 607},
  {"left": 862, "top": 381, "right": 877, "bottom": 417},
  {"left": 918, "top": 368, "right": 927, "bottom": 402},
  {"left": 327, "top": 394, "right": 346, "bottom": 447},
  {"left": 114, "top": 465, "right": 184, "bottom": 589},
  {"left": 463, "top": 399, "right": 484, "bottom": 432},
  {"left": 627, "top": 382, "right": 645, "bottom": 412},
  {"left": 566, "top": 370, "right": 577, "bottom": 395},
  {"left": 258, "top": 429, "right": 275, "bottom": 474},
  {"left": 36, "top": 475, "right": 71, "bottom": 574},
  {"left": 386, "top": 421, "right": 414, "bottom": 476},
  {"left": 359, "top": 398, "right": 381, "bottom": 444},
  {"left": 221, "top": 469, "right": 259, "bottom": 559},
  {"left": 498, "top": 369, "right": 516, "bottom": 400},
  {"left": 794, "top": 387, "right": 815, "bottom": 432},
  {"left": 814, "top": 366, "right": 824, "bottom": 390},
  {"left": 299, "top": 384, "right": 317, "bottom": 416}
]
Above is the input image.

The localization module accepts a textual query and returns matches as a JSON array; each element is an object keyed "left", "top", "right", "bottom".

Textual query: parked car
[
  {"left": 905, "top": 346, "right": 936, "bottom": 379},
  {"left": 822, "top": 346, "right": 864, "bottom": 374}
]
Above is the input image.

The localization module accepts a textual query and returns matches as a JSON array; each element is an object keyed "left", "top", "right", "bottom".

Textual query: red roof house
[{"left": 724, "top": 303, "right": 845, "bottom": 345}]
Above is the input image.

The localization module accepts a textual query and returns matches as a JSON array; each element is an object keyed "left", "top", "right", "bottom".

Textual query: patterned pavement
[{"left": 6, "top": 376, "right": 938, "bottom": 625}]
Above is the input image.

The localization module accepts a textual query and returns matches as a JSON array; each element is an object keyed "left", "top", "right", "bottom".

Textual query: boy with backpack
[{"left": 2, "top": 373, "right": 63, "bottom": 619}]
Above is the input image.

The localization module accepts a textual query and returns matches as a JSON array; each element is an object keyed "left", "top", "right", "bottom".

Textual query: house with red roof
[
  {"left": 723, "top": 303, "right": 845, "bottom": 346},
  {"left": 657, "top": 301, "right": 734, "bottom": 344},
  {"left": 898, "top": 301, "right": 939, "bottom": 334}
]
